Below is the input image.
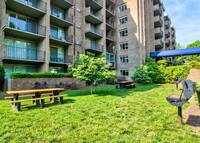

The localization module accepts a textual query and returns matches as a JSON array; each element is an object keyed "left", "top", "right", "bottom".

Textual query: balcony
[
  {"left": 50, "top": 34, "right": 73, "bottom": 46},
  {"left": 153, "top": 4, "right": 162, "bottom": 16},
  {"left": 3, "top": 17, "right": 46, "bottom": 40},
  {"left": 50, "top": 54, "right": 73, "bottom": 64},
  {"left": 106, "top": 0, "right": 115, "bottom": 6},
  {"left": 106, "top": 19, "right": 114, "bottom": 30},
  {"left": 172, "top": 38, "right": 175, "bottom": 44},
  {"left": 165, "top": 39, "right": 170, "bottom": 47},
  {"left": 85, "top": 24, "right": 103, "bottom": 39},
  {"left": 154, "top": 15, "right": 163, "bottom": 28},
  {"left": 5, "top": 0, "right": 46, "bottom": 18},
  {"left": 50, "top": 0, "right": 73, "bottom": 9},
  {"left": 85, "top": 41, "right": 104, "bottom": 53},
  {"left": 154, "top": 27, "right": 163, "bottom": 39},
  {"left": 2, "top": 45, "right": 45, "bottom": 63},
  {"left": 155, "top": 39, "right": 164, "bottom": 49},
  {"left": 153, "top": 0, "right": 162, "bottom": 5},
  {"left": 106, "top": 46, "right": 115, "bottom": 54},
  {"left": 84, "top": 7, "right": 103, "bottom": 25},
  {"left": 106, "top": 34, "right": 114, "bottom": 42},
  {"left": 50, "top": 13, "right": 73, "bottom": 28},
  {"left": 85, "top": 0, "right": 103, "bottom": 10},
  {"left": 165, "top": 20, "right": 171, "bottom": 29},
  {"left": 165, "top": 30, "right": 170, "bottom": 38},
  {"left": 106, "top": 6, "right": 115, "bottom": 18},
  {"left": 106, "top": 53, "right": 116, "bottom": 69}
]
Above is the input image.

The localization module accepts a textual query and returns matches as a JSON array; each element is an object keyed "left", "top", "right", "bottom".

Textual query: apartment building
[{"left": 0, "top": 0, "right": 176, "bottom": 80}]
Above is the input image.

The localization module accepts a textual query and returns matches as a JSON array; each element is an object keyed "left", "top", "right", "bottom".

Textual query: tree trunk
[{"left": 91, "top": 85, "right": 93, "bottom": 95}]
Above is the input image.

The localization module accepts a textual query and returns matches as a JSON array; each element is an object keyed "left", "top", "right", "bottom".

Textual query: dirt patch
[{"left": 183, "top": 96, "right": 200, "bottom": 136}]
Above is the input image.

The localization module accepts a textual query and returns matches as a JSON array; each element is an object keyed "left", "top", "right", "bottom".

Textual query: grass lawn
[{"left": 0, "top": 84, "right": 199, "bottom": 142}]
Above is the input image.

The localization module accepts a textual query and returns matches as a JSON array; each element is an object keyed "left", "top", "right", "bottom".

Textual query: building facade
[{"left": 0, "top": 0, "right": 176, "bottom": 80}]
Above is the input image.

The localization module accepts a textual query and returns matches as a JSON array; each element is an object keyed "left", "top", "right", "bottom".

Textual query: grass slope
[{"left": 0, "top": 84, "right": 199, "bottom": 143}]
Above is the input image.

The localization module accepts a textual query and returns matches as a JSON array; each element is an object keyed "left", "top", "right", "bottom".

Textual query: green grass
[{"left": 0, "top": 84, "right": 199, "bottom": 143}]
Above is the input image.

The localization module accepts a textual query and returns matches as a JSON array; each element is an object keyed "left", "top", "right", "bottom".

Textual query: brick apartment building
[{"left": 0, "top": 0, "right": 176, "bottom": 80}]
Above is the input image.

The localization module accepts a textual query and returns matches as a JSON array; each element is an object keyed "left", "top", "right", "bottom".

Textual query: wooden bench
[
  {"left": 11, "top": 95, "right": 64, "bottom": 111},
  {"left": 5, "top": 92, "right": 53, "bottom": 101},
  {"left": 125, "top": 83, "right": 136, "bottom": 89}
]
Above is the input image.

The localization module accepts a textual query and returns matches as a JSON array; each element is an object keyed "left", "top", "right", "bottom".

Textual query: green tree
[
  {"left": 185, "top": 40, "right": 200, "bottom": 62},
  {"left": 176, "top": 43, "right": 184, "bottom": 49},
  {"left": 72, "top": 53, "right": 117, "bottom": 94}
]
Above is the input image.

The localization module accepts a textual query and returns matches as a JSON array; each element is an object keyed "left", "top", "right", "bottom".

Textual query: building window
[
  {"left": 119, "top": 28, "right": 128, "bottom": 37},
  {"left": 119, "top": 42, "right": 128, "bottom": 50},
  {"left": 120, "top": 55, "right": 128, "bottom": 63},
  {"left": 119, "top": 15, "right": 128, "bottom": 25},
  {"left": 120, "top": 69, "right": 129, "bottom": 76},
  {"left": 51, "top": 6, "right": 64, "bottom": 19},
  {"left": 118, "top": 3, "right": 127, "bottom": 12},
  {"left": 50, "top": 26, "right": 65, "bottom": 40}
]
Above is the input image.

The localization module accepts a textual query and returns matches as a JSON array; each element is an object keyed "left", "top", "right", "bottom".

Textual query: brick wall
[{"left": 8, "top": 78, "right": 85, "bottom": 90}]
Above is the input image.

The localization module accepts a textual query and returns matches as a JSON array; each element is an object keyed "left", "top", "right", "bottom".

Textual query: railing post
[{"left": 178, "top": 106, "right": 182, "bottom": 125}]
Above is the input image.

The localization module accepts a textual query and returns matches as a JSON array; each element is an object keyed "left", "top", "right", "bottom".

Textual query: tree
[
  {"left": 72, "top": 53, "right": 117, "bottom": 94},
  {"left": 186, "top": 40, "right": 200, "bottom": 62},
  {"left": 176, "top": 43, "right": 184, "bottom": 49}
]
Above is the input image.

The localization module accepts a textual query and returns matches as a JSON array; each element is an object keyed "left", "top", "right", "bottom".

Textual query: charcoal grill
[{"left": 166, "top": 80, "right": 196, "bottom": 124}]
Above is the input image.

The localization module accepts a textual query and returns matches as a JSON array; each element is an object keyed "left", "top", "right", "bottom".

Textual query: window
[
  {"left": 50, "top": 26, "right": 65, "bottom": 40},
  {"left": 51, "top": 6, "right": 64, "bottom": 19},
  {"left": 8, "top": 13, "right": 37, "bottom": 33},
  {"left": 118, "top": 3, "right": 127, "bottom": 12},
  {"left": 119, "top": 42, "right": 128, "bottom": 50},
  {"left": 119, "top": 15, "right": 128, "bottom": 25},
  {"left": 120, "top": 55, "right": 128, "bottom": 63},
  {"left": 119, "top": 28, "right": 128, "bottom": 37},
  {"left": 50, "top": 46, "right": 64, "bottom": 63},
  {"left": 120, "top": 69, "right": 129, "bottom": 76}
]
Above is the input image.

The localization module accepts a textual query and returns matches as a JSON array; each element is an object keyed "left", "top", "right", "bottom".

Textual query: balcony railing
[
  {"left": 106, "top": 46, "right": 115, "bottom": 53},
  {"left": 106, "top": 6, "right": 115, "bottom": 16},
  {"left": 106, "top": 19, "right": 114, "bottom": 28},
  {"left": 85, "top": 24, "right": 103, "bottom": 38},
  {"left": 50, "top": 54, "right": 73, "bottom": 64},
  {"left": 90, "top": 10, "right": 103, "bottom": 22},
  {"left": 51, "top": 13, "right": 73, "bottom": 23},
  {"left": 106, "top": 34, "right": 114, "bottom": 41},
  {"left": 3, "top": 45, "right": 45, "bottom": 61},
  {"left": 153, "top": 4, "right": 162, "bottom": 16},
  {"left": 154, "top": 15, "right": 163, "bottom": 27},
  {"left": 50, "top": 34, "right": 73, "bottom": 43},
  {"left": 92, "top": 0, "right": 103, "bottom": 7},
  {"left": 155, "top": 39, "right": 164, "bottom": 49},
  {"left": 7, "top": 21, "right": 46, "bottom": 36},
  {"left": 13, "top": 0, "right": 47, "bottom": 12},
  {"left": 154, "top": 27, "right": 163, "bottom": 38}
]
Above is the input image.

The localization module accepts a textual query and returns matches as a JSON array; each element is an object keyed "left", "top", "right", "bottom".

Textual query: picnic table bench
[
  {"left": 116, "top": 81, "right": 137, "bottom": 89},
  {"left": 6, "top": 88, "right": 65, "bottom": 111}
]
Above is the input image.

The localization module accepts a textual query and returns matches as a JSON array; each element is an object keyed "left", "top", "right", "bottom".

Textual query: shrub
[
  {"left": 0, "top": 65, "right": 5, "bottom": 80},
  {"left": 157, "top": 60, "right": 167, "bottom": 66},
  {"left": 10, "top": 72, "right": 67, "bottom": 79},
  {"left": 132, "top": 66, "right": 153, "bottom": 84},
  {"left": 188, "top": 60, "right": 200, "bottom": 69},
  {"left": 163, "top": 66, "right": 190, "bottom": 83}
]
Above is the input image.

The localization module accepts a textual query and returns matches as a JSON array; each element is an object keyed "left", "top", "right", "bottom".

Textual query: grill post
[{"left": 178, "top": 106, "right": 182, "bottom": 124}]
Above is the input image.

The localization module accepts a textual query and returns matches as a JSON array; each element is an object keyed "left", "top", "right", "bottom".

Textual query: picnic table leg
[
  {"left": 35, "top": 92, "right": 41, "bottom": 107},
  {"left": 53, "top": 91, "right": 59, "bottom": 103},
  {"left": 12, "top": 94, "right": 19, "bottom": 109}
]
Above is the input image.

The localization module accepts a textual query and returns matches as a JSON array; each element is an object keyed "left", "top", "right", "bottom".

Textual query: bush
[
  {"left": 157, "top": 60, "right": 167, "bottom": 66},
  {"left": 163, "top": 66, "right": 190, "bottom": 83},
  {"left": 0, "top": 65, "right": 5, "bottom": 80},
  {"left": 132, "top": 66, "right": 153, "bottom": 84},
  {"left": 10, "top": 72, "right": 68, "bottom": 79},
  {"left": 188, "top": 60, "right": 200, "bottom": 69}
]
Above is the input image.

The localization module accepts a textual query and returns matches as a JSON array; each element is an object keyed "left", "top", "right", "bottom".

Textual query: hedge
[
  {"left": 10, "top": 72, "right": 68, "bottom": 79},
  {"left": 162, "top": 65, "right": 190, "bottom": 83}
]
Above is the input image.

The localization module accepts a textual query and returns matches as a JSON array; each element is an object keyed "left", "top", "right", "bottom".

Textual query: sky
[{"left": 163, "top": 0, "right": 200, "bottom": 47}]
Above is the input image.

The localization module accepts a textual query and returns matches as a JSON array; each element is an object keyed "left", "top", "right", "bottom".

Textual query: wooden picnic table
[
  {"left": 116, "top": 81, "right": 133, "bottom": 89},
  {"left": 6, "top": 88, "right": 65, "bottom": 109}
]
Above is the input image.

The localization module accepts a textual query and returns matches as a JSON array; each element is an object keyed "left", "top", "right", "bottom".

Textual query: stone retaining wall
[{"left": 8, "top": 78, "right": 85, "bottom": 90}]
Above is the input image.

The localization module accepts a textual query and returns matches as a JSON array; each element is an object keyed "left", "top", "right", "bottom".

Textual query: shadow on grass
[
  {"left": 186, "top": 115, "right": 200, "bottom": 127},
  {"left": 21, "top": 98, "right": 75, "bottom": 111},
  {"left": 62, "top": 84, "right": 161, "bottom": 98}
]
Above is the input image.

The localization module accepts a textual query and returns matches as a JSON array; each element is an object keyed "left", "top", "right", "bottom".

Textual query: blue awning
[{"left": 150, "top": 47, "right": 200, "bottom": 58}]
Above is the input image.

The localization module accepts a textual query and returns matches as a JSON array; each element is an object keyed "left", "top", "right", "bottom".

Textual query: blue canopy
[{"left": 150, "top": 47, "right": 200, "bottom": 58}]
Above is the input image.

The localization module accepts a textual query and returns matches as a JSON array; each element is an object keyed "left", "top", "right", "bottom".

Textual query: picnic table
[
  {"left": 6, "top": 88, "right": 65, "bottom": 111},
  {"left": 116, "top": 81, "right": 136, "bottom": 89}
]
